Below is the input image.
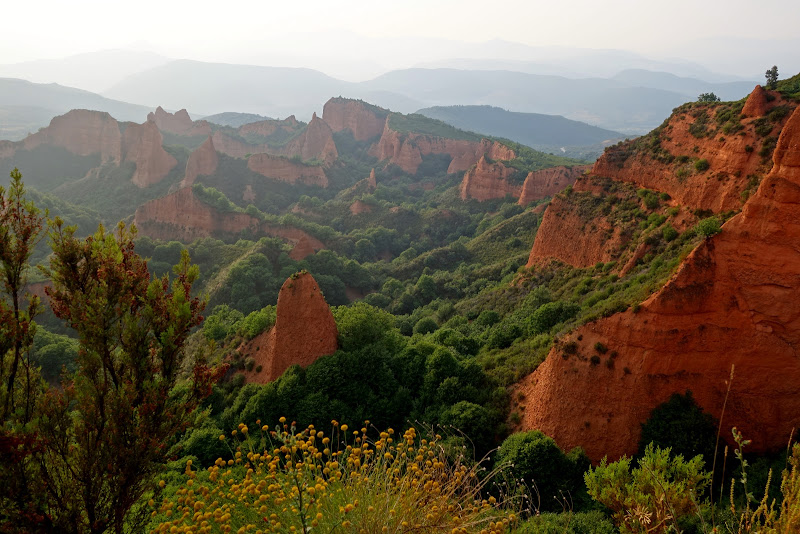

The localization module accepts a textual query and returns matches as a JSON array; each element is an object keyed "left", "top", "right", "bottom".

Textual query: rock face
[
  {"left": 122, "top": 120, "right": 178, "bottom": 187},
  {"left": 370, "top": 121, "right": 516, "bottom": 175},
  {"left": 247, "top": 153, "right": 328, "bottom": 187},
  {"left": 23, "top": 109, "right": 122, "bottom": 162},
  {"left": 518, "top": 165, "right": 590, "bottom": 205},
  {"left": 349, "top": 199, "right": 373, "bottom": 215},
  {"left": 239, "top": 115, "right": 301, "bottom": 138},
  {"left": 134, "top": 187, "right": 259, "bottom": 241},
  {"left": 147, "top": 106, "right": 211, "bottom": 137},
  {"left": 211, "top": 131, "right": 256, "bottom": 159},
  {"left": 248, "top": 272, "right": 338, "bottom": 383},
  {"left": 459, "top": 156, "right": 521, "bottom": 201},
  {"left": 282, "top": 113, "right": 338, "bottom": 165},
  {"left": 592, "top": 93, "right": 795, "bottom": 213},
  {"left": 289, "top": 235, "right": 319, "bottom": 261},
  {"left": 517, "top": 105, "right": 800, "bottom": 463},
  {"left": 182, "top": 136, "right": 219, "bottom": 188},
  {"left": 741, "top": 85, "right": 773, "bottom": 118},
  {"left": 322, "top": 97, "right": 387, "bottom": 141}
]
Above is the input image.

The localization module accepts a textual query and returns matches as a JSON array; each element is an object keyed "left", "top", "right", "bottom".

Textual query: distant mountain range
[
  {"left": 1, "top": 52, "right": 763, "bottom": 141},
  {"left": 0, "top": 78, "right": 152, "bottom": 140},
  {"left": 416, "top": 105, "right": 626, "bottom": 160},
  {"left": 101, "top": 60, "right": 759, "bottom": 134}
]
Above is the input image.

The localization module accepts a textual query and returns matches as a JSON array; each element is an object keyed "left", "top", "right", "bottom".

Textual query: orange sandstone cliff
[
  {"left": 459, "top": 156, "right": 521, "bottom": 201},
  {"left": 244, "top": 272, "right": 339, "bottom": 383},
  {"left": 22, "top": 109, "right": 122, "bottom": 162},
  {"left": 122, "top": 120, "right": 178, "bottom": 187},
  {"left": 517, "top": 102, "right": 800, "bottom": 462},
  {"left": 370, "top": 120, "right": 515, "bottom": 175},
  {"left": 591, "top": 87, "right": 794, "bottom": 213},
  {"left": 182, "top": 136, "right": 219, "bottom": 188},
  {"left": 247, "top": 153, "right": 328, "bottom": 187},
  {"left": 322, "top": 97, "right": 387, "bottom": 141},
  {"left": 147, "top": 106, "right": 211, "bottom": 137},
  {"left": 282, "top": 113, "right": 338, "bottom": 165},
  {"left": 133, "top": 187, "right": 259, "bottom": 241},
  {"left": 518, "top": 165, "right": 590, "bottom": 205}
]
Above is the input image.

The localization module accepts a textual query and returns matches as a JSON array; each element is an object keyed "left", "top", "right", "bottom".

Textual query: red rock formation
[
  {"left": 517, "top": 105, "right": 800, "bottom": 463},
  {"left": 370, "top": 121, "right": 516, "bottom": 175},
  {"left": 367, "top": 168, "right": 377, "bottom": 189},
  {"left": 459, "top": 156, "right": 521, "bottom": 201},
  {"left": 23, "top": 109, "right": 122, "bottom": 162},
  {"left": 122, "top": 120, "right": 177, "bottom": 188},
  {"left": 282, "top": 113, "right": 338, "bottom": 165},
  {"left": 247, "top": 153, "right": 328, "bottom": 187},
  {"left": 592, "top": 98, "right": 795, "bottom": 213},
  {"left": 322, "top": 97, "right": 387, "bottom": 141},
  {"left": 260, "top": 225, "right": 325, "bottom": 250},
  {"left": 526, "top": 191, "right": 630, "bottom": 268},
  {"left": 212, "top": 131, "right": 258, "bottom": 158},
  {"left": 147, "top": 106, "right": 211, "bottom": 137},
  {"left": 239, "top": 115, "right": 302, "bottom": 138},
  {"left": 247, "top": 272, "right": 338, "bottom": 382},
  {"left": 349, "top": 200, "right": 373, "bottom": 215},
  {"left": 0, "top": 141, "right": 17, "bottom": 159},
  {"left": 741, "top": 85, "right": 776, "bottom": 118},
  {"left": 518, "top": 165, "right": 590, "bottom": 205},
  {"left": 289, "top": 235, "right": 318, "bottom": 261},
  {"left": 134, "top": 188, "right": 259, "bottom": 241},
  {"left": 182, "top": 136, "right": 219, "bottom": 188}
]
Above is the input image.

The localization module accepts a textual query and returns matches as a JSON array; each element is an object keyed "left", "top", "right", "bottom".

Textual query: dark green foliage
[
  {"left": 31, "top": 329, "right": 79, "bottom": 382},
  {"left": 203, "top": 304, "right": 244, "bottom": 341},
  {"left": 698, "top": 92, "right": 721, "bottom": 102},
  {"left": 496, "top": 431, "right": 591, "bottom": 513},
  {"left": 694, "top": 158, "right": 710, "bottom": 172},
  {"left": 695, "top": 216, "right": 721, "bottom": 237},
  {"left": 476, "top": 310, "right": 500, "bottom": 327},
  {"left": 413, "top": 317, "right": 438, "bottom": 335},
  {"left": 528, "top": 301, "right": 580, "bottom": 335},
  {"left": 516, "top": 511, "right": 616, "bottom": 534},
  {"left": 388, "top": 113, "right": 483, "bottom": 142},
  {"left": 662, "top": 224, "right": 679, "bottom": 242},
  {"left": 765, "top": 65, "right": 779, "bottom": 90},
  {"left": 638, "top": 391, "right": 718, "bottom": 464}
]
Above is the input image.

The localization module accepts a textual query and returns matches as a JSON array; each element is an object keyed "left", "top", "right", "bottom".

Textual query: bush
[
  {"left": 476, "top": 309, "right": 501, "bottom": 327},
  {"left": 694, "top": 158, "right": 710, "bottom": 172},
  {"left": 528, "top": 301, "right": 580, "bottom": 335},
  {"left": 662, "top": 224, "right": 679, "bottom": 242},
  {"left": 695, "top": 216, "right": 721, "bottom": 238},
  {"left": 638, "top": 391, "right": 717, "bottom": 463},
  {"left": 413, "top": 317, "right": 438, "bottom": 335},
  {"left": 496, "top": 430, "right": 591, "bottom": 513},
  {"left": 585, "top": 443, "right": 710, "bottom": 533}
]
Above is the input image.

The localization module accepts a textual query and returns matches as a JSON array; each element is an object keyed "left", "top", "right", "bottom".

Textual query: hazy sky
[{"left": 4, "top": 0, "right": 800, "bottom": 76}]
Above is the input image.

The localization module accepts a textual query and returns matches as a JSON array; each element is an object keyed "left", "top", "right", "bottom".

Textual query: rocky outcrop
[
  {"left": 322, "top": 98, "right": 387, "bottom": 141},
  {"left": 246, "top": 272, "right": 338, "bottom": 383},
  {"left": 211, "top": 131, "right": 258, "bottom": 159},
  {"left": 592, "top": 96, "right": 795, "bottom": 213},
  {"left": 134, "top": 188, "right": 259, "bottom": 241},
  {"left": 282, "top": 113, "right": 338, "bottom": 165},
  {"left": 518, "top": 165, "right": 590, "bottom": 205},
  {"left": 147, "top": 107, "right": 211, "bottom": 137},
  {"left": 517, "top": 105, "right": 800, "bottom": 462},
  {"left": 349, "top": 199, "right": 373, "bottom": 215},
  {"left": 122, "top": 120, "right": 178, "bottom": 188},
  {"left": 247, "top": 153, "right": 328, "bottom": 187},
  {"left": 526, "top": 190, "right": 630, "bottom": 268},
  {"left": 239, "top": 115, "right": 301, "bottom": 138},
  {"left": 459, "top": 156, "right": 521, "bottom": 201},
  {"left": 22, "top": 109, "right": 122, "bottom": 162},
  {"left": 288, "top": 235, "right": 319, "bottom": 261},
  {"left": 370, "top": 121, "right": 516, "bottom": 175},
  {"left": 182, "top": 136, "right": 219, "bottom": 188},
  {"left": 741, "top": 85, "right": 773, "bottom": 118}
]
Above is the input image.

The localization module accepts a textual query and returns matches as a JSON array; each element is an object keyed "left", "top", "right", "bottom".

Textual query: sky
[{"left": 3, "top": 0, "right": 800, "bottom": 78}]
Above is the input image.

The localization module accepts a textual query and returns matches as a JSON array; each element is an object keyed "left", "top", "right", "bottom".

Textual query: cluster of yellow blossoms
[{"left": 151, "top": 418, "right": 517, "bottom": 533}]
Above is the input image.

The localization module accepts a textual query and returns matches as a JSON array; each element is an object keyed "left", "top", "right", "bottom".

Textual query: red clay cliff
[
  {"left": 245, "top": 272, "right": 339, "bottom": 383},
  {"left": 517, "top": 103, "right": 800, "bottom": 462}
]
